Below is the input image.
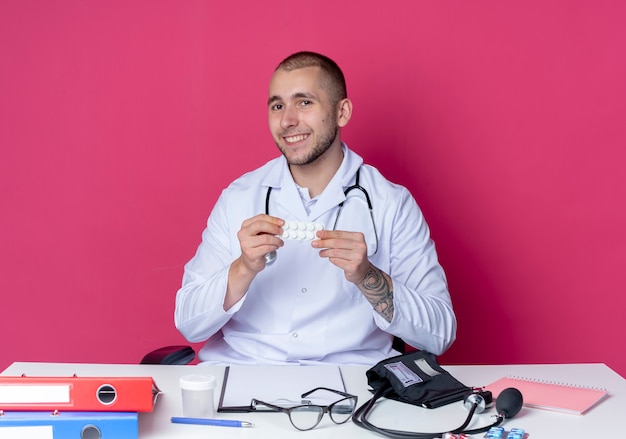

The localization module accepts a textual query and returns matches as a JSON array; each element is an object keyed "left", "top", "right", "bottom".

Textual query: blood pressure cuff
[{"left": 366, "top": 350, "right": 471, "bottom": 409}]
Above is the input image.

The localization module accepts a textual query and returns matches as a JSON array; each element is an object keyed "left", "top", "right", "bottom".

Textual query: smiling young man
[{"left": 175, "top": 52, "right": 456, "bottom": 365}]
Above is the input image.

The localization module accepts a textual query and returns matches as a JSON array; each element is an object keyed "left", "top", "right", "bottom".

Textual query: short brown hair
[{"left": 276, "top": 51, "right": 347, "bottom": 107}]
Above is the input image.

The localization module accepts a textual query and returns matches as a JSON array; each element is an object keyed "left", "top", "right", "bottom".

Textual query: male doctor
[{"left": 175, "top": 51, "right": 456, "bottom": 365}]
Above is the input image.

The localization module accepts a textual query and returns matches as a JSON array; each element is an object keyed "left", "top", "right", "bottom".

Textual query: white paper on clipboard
[{"left": 218, "top": 365, "right": 346, "bottom": 412}]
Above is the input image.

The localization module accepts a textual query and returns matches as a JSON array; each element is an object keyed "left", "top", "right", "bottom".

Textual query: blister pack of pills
[
  {"left": 484, "top": 427, "right": 526, "bottom": 439},
  {"left": 506, "top": 428, "right": 525, "bottom": 439},
  {"left": 280, "top": 221, "right": 324, "bottom": 241},
  {"left": 484, "top": 427, "right": 505, "bottom": 438}
]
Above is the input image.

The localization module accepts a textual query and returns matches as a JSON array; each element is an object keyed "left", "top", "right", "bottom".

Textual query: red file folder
[{"left": 0, "top": 375, "right": 161, "bottom": 412}]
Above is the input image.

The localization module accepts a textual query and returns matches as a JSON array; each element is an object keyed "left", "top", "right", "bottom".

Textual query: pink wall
[{"left": 2, "top": 1, "right": 625, "bottom": 377}]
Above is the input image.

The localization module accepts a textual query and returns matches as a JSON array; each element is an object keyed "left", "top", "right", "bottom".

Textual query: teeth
[{"left": 285, "top": 134, "right": 308, "bottom": 143}]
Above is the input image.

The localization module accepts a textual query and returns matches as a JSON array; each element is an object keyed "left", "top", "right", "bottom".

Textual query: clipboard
[{"left": 217, "top": 365, "right": 346, "bottom": 413}]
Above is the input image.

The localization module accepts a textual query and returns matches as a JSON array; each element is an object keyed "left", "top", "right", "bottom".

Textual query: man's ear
[{"left": 336, "top": 98, "right": 353, "bottom": 128}]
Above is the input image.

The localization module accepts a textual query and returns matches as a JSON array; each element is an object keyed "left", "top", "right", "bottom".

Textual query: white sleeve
[
  {"left": 174, "top": 193, "right": 243, "bottom": 343},
  {"left": 373, "top": 188, "right": 457, "bottom": 355}
]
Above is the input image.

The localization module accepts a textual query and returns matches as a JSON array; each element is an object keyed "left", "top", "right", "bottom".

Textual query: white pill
[{"left": 279, "top": 221, "right": 325, "bottom": 240}]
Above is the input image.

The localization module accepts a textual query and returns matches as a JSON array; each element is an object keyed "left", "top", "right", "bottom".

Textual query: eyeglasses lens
[
  {"left": 288, "top": 406, "right": 324, "bottom": 431},
  {"left": 329, "top": 397, "right": 357, "bottom": 424}
]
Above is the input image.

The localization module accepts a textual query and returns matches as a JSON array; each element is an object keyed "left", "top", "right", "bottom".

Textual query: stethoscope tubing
[{"left": 264, "top": 168, "right": 378, "bottom": 265}]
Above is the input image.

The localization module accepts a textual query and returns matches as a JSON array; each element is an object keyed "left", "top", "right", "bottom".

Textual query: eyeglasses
[{"left": 251, "top": 387, "right": 358, "bottom": 431}]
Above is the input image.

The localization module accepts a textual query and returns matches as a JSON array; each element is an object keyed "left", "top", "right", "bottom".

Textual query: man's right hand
[
  {"left": 224, "top": 215, "right": 284, "bottom": 311},
  {"left": 237, "top": 214, "right": 285, "bottom": 274}
]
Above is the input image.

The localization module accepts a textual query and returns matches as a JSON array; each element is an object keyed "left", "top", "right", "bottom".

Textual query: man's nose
[{"left": 280, "top": 105, "right": 298, "bottom": 129}]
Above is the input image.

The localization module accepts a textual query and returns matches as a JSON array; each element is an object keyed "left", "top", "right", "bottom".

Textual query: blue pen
[{"left": 171, "top": 417, "right": 254, "bottom": 428}]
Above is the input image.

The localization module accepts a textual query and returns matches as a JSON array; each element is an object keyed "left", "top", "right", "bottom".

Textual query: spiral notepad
[{"left": 485, "top": 376, "right": 608, "bottom": 415}]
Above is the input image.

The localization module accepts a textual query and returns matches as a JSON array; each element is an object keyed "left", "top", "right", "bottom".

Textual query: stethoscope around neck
[{"left": 264, "top": 168, "right": 379, "bottom": 265}]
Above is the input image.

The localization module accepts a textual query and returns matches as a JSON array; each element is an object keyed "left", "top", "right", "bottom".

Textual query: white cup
[{"left": 179, "top": 374, "right": 216, "bottom": 418}]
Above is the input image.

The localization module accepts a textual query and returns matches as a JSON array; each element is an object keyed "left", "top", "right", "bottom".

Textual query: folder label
[
  {"left": 0, "top": 426, "right": 53, "bottom": 439},
  {"left": 0, "top": 385, "right": 70, "bottom": 404}
]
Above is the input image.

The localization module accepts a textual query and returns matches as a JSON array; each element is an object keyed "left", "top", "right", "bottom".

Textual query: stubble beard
[{"left": 277, "top": 124, "right": 339, "bottom": 167}]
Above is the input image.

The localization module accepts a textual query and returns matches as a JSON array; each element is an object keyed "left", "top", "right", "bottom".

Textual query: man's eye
[
  {"left": 271, "top": 104, "right": 283, "bottom": 111},
  {"left": 299, "top": 100, "right": 312, "bottom": 107}
]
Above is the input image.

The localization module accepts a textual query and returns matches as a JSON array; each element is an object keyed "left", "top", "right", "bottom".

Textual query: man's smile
[{"left": 283, "top": 133, "right": 310, "bottom": 144}]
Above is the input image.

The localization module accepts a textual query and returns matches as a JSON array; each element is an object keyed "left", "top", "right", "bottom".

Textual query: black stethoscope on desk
[
  {"left": 264, "top": 168, "right": 379, "bottom": 265},
  {"left": 352, "top": 385, "right": 524, "bottom": 439}
]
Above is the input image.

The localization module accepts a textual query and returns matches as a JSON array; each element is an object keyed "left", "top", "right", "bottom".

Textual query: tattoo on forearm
[{"left": 359, "top": 266, "right": 394, "bottom": 322}]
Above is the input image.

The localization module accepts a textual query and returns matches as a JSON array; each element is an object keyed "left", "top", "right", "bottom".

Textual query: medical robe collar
[{"left": 261, "top": 143, "right": 364, "bottom": 222}]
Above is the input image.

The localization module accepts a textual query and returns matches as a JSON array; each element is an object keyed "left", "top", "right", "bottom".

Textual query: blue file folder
[{"left": 0, "top": 411, "right": 138, "bottom": 438}]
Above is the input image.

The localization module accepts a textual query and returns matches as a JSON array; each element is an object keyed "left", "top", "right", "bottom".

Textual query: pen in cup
[{"left": 171, "top": 417, "right": 254, "bottom": 428}]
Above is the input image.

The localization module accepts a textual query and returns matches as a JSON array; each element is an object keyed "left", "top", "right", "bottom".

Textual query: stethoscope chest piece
[{"left": 265, "top": 250, "right": 277, "bottom": 265}]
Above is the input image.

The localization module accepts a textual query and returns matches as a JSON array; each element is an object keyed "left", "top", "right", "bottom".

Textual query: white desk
[{"left": 2, "top": 362, "right": 623, "bottom": 438}]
